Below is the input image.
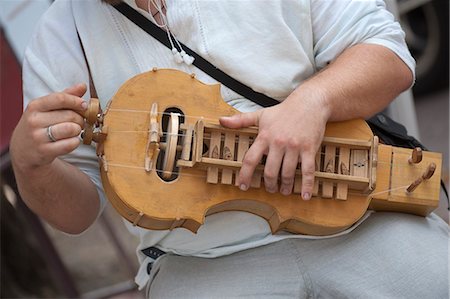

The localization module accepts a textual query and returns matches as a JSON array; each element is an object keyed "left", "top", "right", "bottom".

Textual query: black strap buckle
[
  {"left": 142, "top": 247, "right": 166, "bottom": 274},
  {"left": 142, "top": 246, "right": 166, "bottom": 260}
]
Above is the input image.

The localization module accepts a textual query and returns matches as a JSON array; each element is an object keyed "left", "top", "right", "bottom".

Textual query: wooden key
[
  {"left": 207, "top": 131, "right": 221, "bottom": 184},
  {"left": 181, "top": 124, "right": 194, "bottom": 161},
  {"left": 235, "top": 135, "right": 250, "bottom": 186},
  {"left": 221, "top": 132, "right": 235, "bottom": 185},
  {"left": 322, "top": 146, "right": 336, "bottom": 198},
  {"left": 336, "top": 147, "right": 350, "bottom": 200},
  {"left": 294, "top": 174, "right": 302, "bottom": 194},
  {"left": 250, "top": 145, "right": 262, "bottom": 188},
  {"left": 351, "top": 149, "right": 368, "bottom": 178},
  {"left": 313, "top": 150, "right": 321, "bottom": 196}
]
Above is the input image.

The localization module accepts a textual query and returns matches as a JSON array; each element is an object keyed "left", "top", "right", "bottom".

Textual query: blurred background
[{"left": 1, "top": 0, "right": 448, "bottom": 298}]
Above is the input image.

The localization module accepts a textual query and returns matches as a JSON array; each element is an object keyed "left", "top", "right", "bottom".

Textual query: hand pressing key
[{"left": 220, "top": 87, "right": 330, "bottom": 201}]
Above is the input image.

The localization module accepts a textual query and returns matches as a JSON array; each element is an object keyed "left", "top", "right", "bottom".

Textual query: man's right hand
[
  {"left": 11, "top": 83, "right": 87, "bottom": 172},
  {"left": 10, "top": 83, "right": 102, "bottom": 234}
]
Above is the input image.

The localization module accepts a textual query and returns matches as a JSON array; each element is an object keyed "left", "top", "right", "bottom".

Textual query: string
[
  {"left": 99, "top": 134, "right": 431, "bottom": 172},
  {"left": 368, "top": 185, "right": 410, "bottom": 198},
  {"left": 100, "top": 109, "right": 437, "bottom": 172},
  {"left": 107, "top": 108, "right": 220, "bottom": 122},
  {"left": 107, "top": 162, "right": 208, "bottom": 179},
  {"left": 147, "top": 0, "right": 194, "bottom": 64},
  {"left": 106, "top": 159, "right": 424, "bottom": 180},
  {"left": 105, "top": 161, "right": 419, "bottom": 196},
  {"left": 149, "top": 0, "right": 168, "bottom": 29}
]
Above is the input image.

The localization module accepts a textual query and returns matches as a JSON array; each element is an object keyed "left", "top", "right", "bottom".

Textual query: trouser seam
[
  {"left": 287, "top": 239, "right": 316, "bottom": 299},
  {"left": 146, "top": 254, "right": 170, "bottom": 298}
]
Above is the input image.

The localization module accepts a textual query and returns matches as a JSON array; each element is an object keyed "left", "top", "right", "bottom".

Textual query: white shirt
[{"left": 23, "top": 0, "right": 415, "bottom": 289}]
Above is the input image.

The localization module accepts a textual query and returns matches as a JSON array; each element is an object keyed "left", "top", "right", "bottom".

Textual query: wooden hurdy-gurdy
[{"left": 82, "top": 69, "right": 442, "bottom": 235}]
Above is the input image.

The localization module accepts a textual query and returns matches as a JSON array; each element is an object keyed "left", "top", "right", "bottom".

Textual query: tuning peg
[
  {"left": 406, "top": 162, "right": 436, "bottom": 193},
  {"left": 84, "top": 98, "right": 101, "bottom": 125},
  {"left": 408, "top": 147, "right": 423, "bottom": 164}
]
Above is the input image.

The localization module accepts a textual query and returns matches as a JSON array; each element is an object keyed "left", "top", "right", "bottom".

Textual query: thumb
[
  {"left": 219, "top": 110, "right": 262, "bottom": 129},
  {"left": 63, "top": 83, "right": 87, "bottom": 97}
]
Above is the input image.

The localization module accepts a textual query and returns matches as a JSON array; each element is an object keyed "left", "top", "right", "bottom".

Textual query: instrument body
[{"left": 87, "top": 69, "right": 442, "bottom": 235}]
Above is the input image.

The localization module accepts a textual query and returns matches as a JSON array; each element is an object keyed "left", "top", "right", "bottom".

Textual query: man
[{"left": 10, "top": 0, "right": 447, "bottom": 297}]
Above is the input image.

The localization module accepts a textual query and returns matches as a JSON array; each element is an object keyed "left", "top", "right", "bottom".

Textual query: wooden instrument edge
[
  {"left": 100, "top": 161, "right": 371, "bottom": 235},
  {"left": 92, "top": 69, "right": 443, "bottom": 236},
  {"left": 100, "top": 144, "right": 442, "bottom": 235}
]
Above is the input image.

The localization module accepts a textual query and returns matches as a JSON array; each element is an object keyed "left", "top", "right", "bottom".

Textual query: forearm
[
  {"left": 12, "top": 156, "right": 100, "bottom": 234},
  {"left": 10, "top": 84, "right": 100, "bottom": 234},
  {"left": 292, "top": 43, "right": 414, "bottom": 122}
]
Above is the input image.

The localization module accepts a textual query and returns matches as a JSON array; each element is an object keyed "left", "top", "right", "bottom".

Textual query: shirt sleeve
[
  {"left": 22, "top": 0, "right": 107, "bottom": 215},
  {"left": 311, "top": 0, "right": 415, "bottom": 80}
]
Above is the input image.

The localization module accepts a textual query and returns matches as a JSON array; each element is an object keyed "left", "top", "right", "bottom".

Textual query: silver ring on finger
[{"left": 46, "top": 125, "right": 57, "bottom": 142}]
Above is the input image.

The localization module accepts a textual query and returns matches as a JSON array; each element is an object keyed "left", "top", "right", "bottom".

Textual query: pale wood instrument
[{"left": 83, "top": 69, "right": 442, "bottom": 236}]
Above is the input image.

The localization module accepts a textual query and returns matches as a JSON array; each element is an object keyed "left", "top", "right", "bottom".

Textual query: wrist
[
  {"left": 10, "top": 145, "right": 54, "bottom": 181},
  {"left": 288, "top": 81, "right": 332, "bottom": 123}
]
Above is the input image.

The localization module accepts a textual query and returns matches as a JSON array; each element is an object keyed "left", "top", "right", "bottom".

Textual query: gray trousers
[{"left": 147, "top": 212, "right": 449, "bottom": 298}]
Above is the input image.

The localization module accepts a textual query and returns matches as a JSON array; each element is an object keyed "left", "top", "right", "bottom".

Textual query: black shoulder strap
[
  {"left": 112, "top": 2, "right": 279, "bottom": 108},
  {"left": 76, "top": 30, "right": 97, "bottom": 98}
]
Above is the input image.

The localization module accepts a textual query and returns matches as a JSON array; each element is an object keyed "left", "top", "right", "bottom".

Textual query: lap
[
  {"left": 147, "top": 240, "right": 308, "bottom": 298},
  {"left": 290, "top": 212, "right": 448, "bottom": 298},
  {"left": 147, "top": 212, "right": 448, "bottom": 298}
]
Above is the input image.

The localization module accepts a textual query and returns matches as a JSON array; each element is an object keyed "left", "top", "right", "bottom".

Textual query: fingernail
[
  {"left": 281, "top": 187, "right": 290, "bottom": 196},
  {"left": 302, "top": 192, "right": 311, "bottom": 201},
  {"left": 240, "top": 184, "right": 248, "bottom": 191},
  {"left": 266, "top": 187, "right": 276, "bottom": 194},
  {"left": 81, "top": 101, "right": 88, "bottom": 109}
]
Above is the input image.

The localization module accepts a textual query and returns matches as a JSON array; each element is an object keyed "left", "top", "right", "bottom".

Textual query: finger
[
  {"left": 279, "top": 150, "right": 300, "bottom": 196},
  {"left": 31, "top": 92, "right": 87, "bottom": 113},
  {"left": 62, "top": 83, "right": 88, "bottom": 115},
  {"left": 63, "top": 83, "right": 87, "bottom": 97},
  {"left": 219, "top": 110, "right": 262, "bottom": 129},
  {"left": 263, "top": 145, "right": 284, "bottom": 193},
  {"left": 44, "top": 122, "right": 82, "bottom": 143},
  {"left": 34, "top": 110, "right": 85, "bottom": 128},
  {"left": 300, "top": 151, "right": 316, "bottom": 200},
  {"left": 42, "top": 136, "right": 81, "bottom": 158},
  {"left": 238, "top": 137, "right": 267, "bottom": 191},
  {"left": 51, "top": 110, "right": 85, "bottom": 127}
]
